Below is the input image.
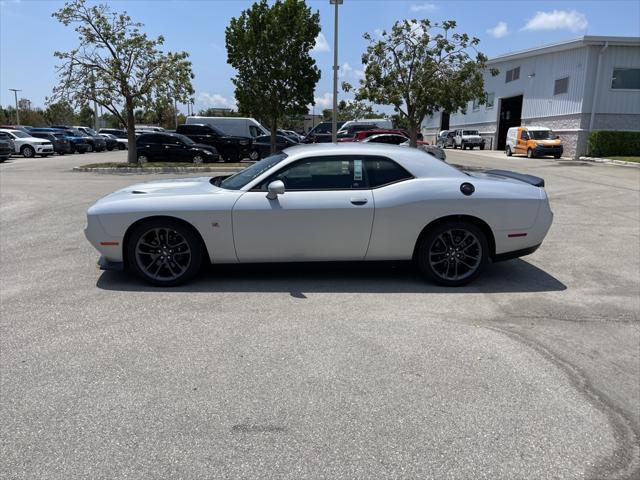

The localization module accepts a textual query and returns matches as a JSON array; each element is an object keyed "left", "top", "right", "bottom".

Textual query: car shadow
[{"left": 96, "top": 259, "right": 566, "bottom": 295}]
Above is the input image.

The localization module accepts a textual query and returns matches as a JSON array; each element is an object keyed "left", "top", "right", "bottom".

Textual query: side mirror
[
  {"left": 555, "top": 135, "right": 560, "bottom": 139},
  {"left": 266, "top": 180, "right": 285, "bottom": 200}
]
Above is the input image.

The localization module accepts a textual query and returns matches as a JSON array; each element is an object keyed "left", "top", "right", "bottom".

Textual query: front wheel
[
  {"left": 86, "top": 143, "right": 94, "bottom": 153},
  {"left": 416, "top": 222, "right": 488, "bottom": 286},
  {"left": 506, "top": 146, "right": 512, "bottom": 157},
  {"left": 127, "top": 219, "right": 203, "bottom": 286},
  {"left": 527, "top": 148, "right": 534, "bottom": 159},
  {"left": 21, "top": 145, "right": 35, "bottom": 158},
  {"left": 192, "top": 154, "right": 204, "bottom": 164},
  {"left": 554, "top": 154, "right": 561, "bottom": 159}
]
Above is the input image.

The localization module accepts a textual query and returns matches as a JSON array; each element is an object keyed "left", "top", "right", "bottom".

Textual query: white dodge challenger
[{"left": 85, "top": 144, "right": 553, "bottom": 287}]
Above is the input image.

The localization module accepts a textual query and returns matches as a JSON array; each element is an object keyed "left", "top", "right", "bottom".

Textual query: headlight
[
  {"left": 239, "top": 140, "right": 250, "bottom": 146},
  {"left": 204, "top": 150, "right": 213, "bottom": 155}
]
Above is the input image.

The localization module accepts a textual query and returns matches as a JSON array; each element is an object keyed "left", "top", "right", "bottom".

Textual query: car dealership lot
[{"left": 1, "top": 150, "right": 639, "bottom": 479}]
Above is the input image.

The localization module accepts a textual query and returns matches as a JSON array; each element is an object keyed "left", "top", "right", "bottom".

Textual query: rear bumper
[
  {"left": 492, "top": 244, "right": 541, "bottom": 262},
  {"left": 98, "top": 256, "right": 125, "bottom": 271}
]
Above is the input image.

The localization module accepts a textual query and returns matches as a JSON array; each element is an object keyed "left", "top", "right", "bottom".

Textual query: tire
[
  {"left": 461, "top": 143, "right": 466, "bottom": 150},
  {"left": 506, "top": 146, "right": 512, "bottom": 157},
  {"left": 416, "top": 221, "right": 488, "bottom": 287},
  {"left": 107, "top": 146, "right": 114, "bottom": 151},
  {"left": 527, "top": 148, "right": 534, "bottom": 159},
  {"left": 126, "top": 218, "right": 203, "bottom": 286},
  {"left": 192, "top": 154, "right": 204, "bottom": 164},
  {"left": 86, "top": 143, "right": 94, "bottom": 153},
  {"left": 554, "top": 154, "right": 561, "bottom": 159},
  {"left": 21, "top": 145, "right": 35, "bottom": 158},
  {"left": 137, "top": 154, "right": 148, "bottom": 164},
  {"left": 69, "top": 145, "right": 76, "bottom": 154},
  {"left": 118, "top": 143, "right": 126, "bottom": 150},
  {"left": 221, "top": 147, "right": 239, "bottom": 163}
]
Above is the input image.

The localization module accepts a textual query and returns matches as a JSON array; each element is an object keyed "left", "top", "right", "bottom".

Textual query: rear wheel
[
  {"left": 127, "top": 219, "right": 203, "bottom": 286},
  {"left": 506, "top": 146, "right": 512, "bottom": 157},
  {"left": 86, "top": 143, "right": 94, "bottom": 153},
  {"left": 554, "top": 153, "right": 561, "bottom": 159},
  {"left": 192, "top": 154, "right": 204, "bottom": 164},
  {"left": 137, "top": 154, "right": 148, "bottom": 164},
  {"left": 416, "top": 221, "right": 488, "bottom": 286}
]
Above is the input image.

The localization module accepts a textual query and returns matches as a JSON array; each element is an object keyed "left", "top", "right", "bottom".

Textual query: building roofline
[{"left": 488, "top": 35, "right": 640, "bottom": 64}]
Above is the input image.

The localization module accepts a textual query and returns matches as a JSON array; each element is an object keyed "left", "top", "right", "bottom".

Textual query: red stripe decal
[
  {"left": 100, "top": 241, "right": 119, "bottom": 246},
  {"left": 508, "top": 233, "right": 527, "bottom": 238}
]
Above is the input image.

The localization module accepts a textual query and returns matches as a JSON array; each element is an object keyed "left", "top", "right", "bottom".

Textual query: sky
[{"left": 1, "top": 0, "right": 639, "bottom": 115}]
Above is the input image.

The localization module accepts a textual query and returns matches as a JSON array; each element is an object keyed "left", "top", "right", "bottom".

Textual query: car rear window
[{"left": 365, "top": 157, "right": 413, "bottom": 187}]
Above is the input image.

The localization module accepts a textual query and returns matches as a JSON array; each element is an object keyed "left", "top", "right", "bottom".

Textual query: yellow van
[{"left": 506, "top": 126, "right": 563, "bottom": 158}]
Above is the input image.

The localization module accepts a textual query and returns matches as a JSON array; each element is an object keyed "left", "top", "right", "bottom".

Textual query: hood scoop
[{"left": 131, "top": 190, "right": 147, "bottom": 194}]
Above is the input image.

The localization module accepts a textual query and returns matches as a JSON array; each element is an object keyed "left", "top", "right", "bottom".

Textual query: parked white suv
[
  {"left": 453, "top": 129, "right": 485, "bottom": 150},
  {"left": 0, "top": 129, "right": 54, "bottom": 158}
]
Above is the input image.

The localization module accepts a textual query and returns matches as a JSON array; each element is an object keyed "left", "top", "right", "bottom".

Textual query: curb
[
  {"left": 579, "top": 156, "right": 640, "bottom": 168},
  {"left": 72, "top": 166, "right": 244, "bottom": 174}
]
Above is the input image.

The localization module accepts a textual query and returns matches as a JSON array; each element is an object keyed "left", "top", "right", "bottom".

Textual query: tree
[
  {"left": 50, "top": 0, "right": 194, "bottom": 162},
  {"left": 45, "top": 101, "right": 77, "bottom": 125},
  {"left": 226, "top": 0, "right": 321, "bottom": 153},
  {"left": 77, "top": 105, "right": 95, "bottom": 127},
  {"left": 355, "top": 19, "right": 497, "bottom": 147}
]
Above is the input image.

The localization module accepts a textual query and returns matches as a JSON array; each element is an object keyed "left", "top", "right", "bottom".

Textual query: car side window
[
  {"left": 259, "top": 156, "right": 367, "bottom": 191},
  {"left": 249, "top": 126, "right": 261, "bottom": 137},
  {"left": 520, "top": 131, "right": 529, "bottom": 140},
  {"left": 138, "top": 134, "right": 157, "bottom": 144},
  {"left": 365, "top": 157, "right": 413, "bottom": 188}
]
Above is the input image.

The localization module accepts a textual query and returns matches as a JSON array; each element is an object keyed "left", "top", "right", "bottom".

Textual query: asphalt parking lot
[{"left": 1, "top": 149, "right": 639, "bottom": 479}]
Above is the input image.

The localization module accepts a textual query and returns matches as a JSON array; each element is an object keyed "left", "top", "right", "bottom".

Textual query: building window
[
  {"left": 486, "top": 92, "right": 495, "bottom": 109},
  {"left": 611, "top": 68, "right": 640, "bottom": 90},
  {"left": 505, "top": 66, "right": 520, "bottom": 83},
  {"left": 554, "top": 76, "right": 569, "bottom": 95},
  {"left": 472, "top": 98, "right": 480, "bottom": 111}
]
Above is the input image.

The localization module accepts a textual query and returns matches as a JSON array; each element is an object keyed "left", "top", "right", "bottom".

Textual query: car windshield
[
  {"left": 85, "top": 128, "right": 98, "bottom": 136},
  {"left": 217, "top": 153, "right": 287, "bottom": 190},
  {"left": 529, "top": 130, "right": 555, "bottom": 140},
  {"left": 10, "top": 130, "right": 29, "bottom": 138},
  {"left": 463, "top": 130, "right": 479, "bottom": 135},
  {"left": 53, "top": 133, "right": 65, "bottom": 139}
]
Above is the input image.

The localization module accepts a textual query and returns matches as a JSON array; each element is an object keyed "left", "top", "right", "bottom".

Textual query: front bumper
[
  {"left": 35, "top": 145, "right": 54, "bottom": 154},
  {"left": 534, "top": 145, "right": 563, "bottom": 156},
  {"left": 73, "top": 142, "right": 90, "bottom": 152}
]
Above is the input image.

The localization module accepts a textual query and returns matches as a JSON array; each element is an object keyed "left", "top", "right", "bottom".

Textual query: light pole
[
  {"left": 330, "top": 0, "right": 342, "bottom": 143},
  {"left": 9, "top": 89, "right": 21, "bottom": 125}
]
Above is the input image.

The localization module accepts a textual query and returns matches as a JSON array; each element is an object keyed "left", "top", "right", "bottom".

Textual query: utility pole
[
  {"left": 330, "top": 0, "right": 342, "bottom": 143},
  {"left": 174, "top": 98, "right": 178, "bottom": 129},
  {"left": 9, "top": 89, "right": 21, "bottom": 125}
]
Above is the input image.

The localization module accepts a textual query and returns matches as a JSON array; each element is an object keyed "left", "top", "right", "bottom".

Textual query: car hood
[
  {"left": 95, "top": 177, "right": 226, "bottom": 204},
  {"left": 191, "top": 143, "right": 217, "bottom": 152}
]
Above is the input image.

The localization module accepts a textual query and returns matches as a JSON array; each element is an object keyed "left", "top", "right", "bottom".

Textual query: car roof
[{"left": 278, "top": 143, "right": 463, "bottom": 180}]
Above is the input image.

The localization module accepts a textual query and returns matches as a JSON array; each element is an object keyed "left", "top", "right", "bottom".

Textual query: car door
[
  {"left": 516, "top": 129, "right": 529, "bottom": 154},
  {"left": 232, "top": 155, "right": 375, "bottom": 262}
]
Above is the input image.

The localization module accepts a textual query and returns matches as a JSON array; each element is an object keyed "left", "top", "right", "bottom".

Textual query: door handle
[{"left": 350, "top": 198, "right": 368, "bottom": 206}]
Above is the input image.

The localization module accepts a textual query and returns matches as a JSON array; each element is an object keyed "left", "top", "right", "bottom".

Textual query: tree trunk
[
  {"left": 125, "top": 98, "right": 137, "bottom": 163},
  {"left": 409, "top": 123, "right": 419, "bottom": 148},
  {"left": 270, "top": 118, "right": 278, "bottom": 155}
]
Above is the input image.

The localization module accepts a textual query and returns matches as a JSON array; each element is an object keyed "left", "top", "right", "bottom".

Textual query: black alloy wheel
[
  {"left": 417, "top": 221, "right": 488, "bottom": 286},
  {"left": 127, "top": 219, "right": 203, "bottom": 286}
]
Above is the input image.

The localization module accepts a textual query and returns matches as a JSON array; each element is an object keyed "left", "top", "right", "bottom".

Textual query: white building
[{"left": 421, "top": 36, "right": 640, "bottom": 158}]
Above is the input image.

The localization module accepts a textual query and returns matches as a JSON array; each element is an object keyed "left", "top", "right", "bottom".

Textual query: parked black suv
[
  {"left": 0, "top": 138, "right": 12, "bottom": 162},
  {"left": 252, "top": 134, "right": 298, "bottom": 158},
  {"left": 136, "top": 133, "right": 220, "bottom": 163},
  {"left": 30, "top": 129, "right": 72, "bottom": 155},
  {"left": 176, "top": 124, "right": 254, "bottom": 162},
  {"left": 302, "top": 121, "right": 346, "bottom": 143}
]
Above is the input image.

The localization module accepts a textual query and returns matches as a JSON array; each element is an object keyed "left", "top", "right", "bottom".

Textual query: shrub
[{"left": 588, "top": 131, "right": 640, "bottom": 157}]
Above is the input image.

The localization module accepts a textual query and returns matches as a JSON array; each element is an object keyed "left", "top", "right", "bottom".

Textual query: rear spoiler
[{"left": 485, "top": 169, "right": 545, "bottom": 187}]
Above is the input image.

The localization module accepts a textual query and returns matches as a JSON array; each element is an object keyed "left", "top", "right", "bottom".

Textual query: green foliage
[
  {"left": 337, "top": 99, "right": 383, "bottom": 121},
  {"left": 225, "top": 0, "right": 321, "bottom": 152},
  {"left": 356, "top": 19, "right": 497, "bottom": 146},
  {"left": 45, "top": 101, "right": 76, "bottom": 125},
  {"left": 77, "top": 105, "right": 95, "bottom": 127},
  {"left": 588, "top": 131, "right": 640, "bottom": 157},
  {"left": 51, "top": 0, "right": 194, "bottom": 161}
]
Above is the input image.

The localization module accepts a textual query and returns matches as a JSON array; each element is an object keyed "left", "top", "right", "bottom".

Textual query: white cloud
[
  {"left": 410, "top": 3, "right": 436, "bottom": 12},
  {"left": 314, "top": 92, "right": 333, "bottom": 109},
  {"left": 355, "top": 69, "right": 365, "bottom": 79},
  {"left": 373, "top": 29, "right": 385, "bottom": 38},
  {"left": 312, "top": 33, "right": 330, "bottom": 53},
  {"left": 487, "top": 21, "right": 509, "bottom": 39},
  {"left": 522, "top": 10, "right": 588, "bottom": 33},
  {"left": 339, "top": 62, "right": 353, "bottom": 78},
  {"left": 198, "top": 92, "right": 236, "bottom": 109}
]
